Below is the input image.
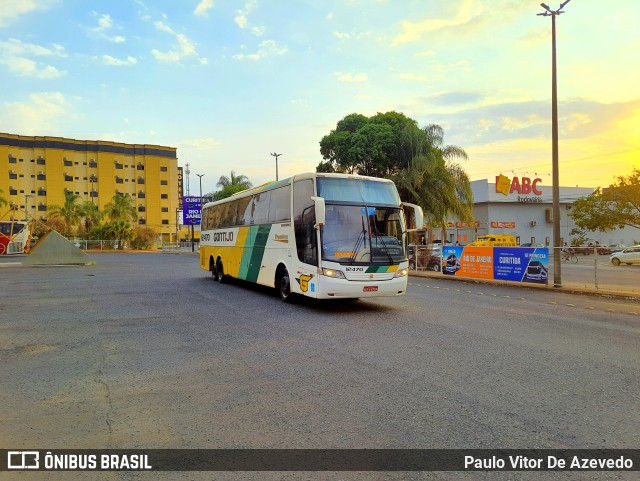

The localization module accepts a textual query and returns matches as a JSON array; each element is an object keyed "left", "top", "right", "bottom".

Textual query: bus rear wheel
[
  {"left": 215, "top": 260, "right": 226, "bottom": 283},
  {"left": 278, "top": 268, "right": 293, "bottom": 303}
]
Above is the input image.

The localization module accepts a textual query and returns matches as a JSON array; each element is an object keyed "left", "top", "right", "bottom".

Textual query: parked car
[
  {"left": 408, "top": 244, "right": 442, "bottom": 271},
  {"left": 610, "top": 245, "right": 640, "bottom": 266},
  {"left": 598, "top": 244, "right": 626, "bottom": 255}
]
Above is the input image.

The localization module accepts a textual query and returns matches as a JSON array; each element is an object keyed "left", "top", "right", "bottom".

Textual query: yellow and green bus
[{"left": 199, "top": 172, "right": 423, "bottom": 302}]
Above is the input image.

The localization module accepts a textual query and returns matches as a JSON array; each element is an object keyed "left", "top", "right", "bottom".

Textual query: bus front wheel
[{"left": 278, "top": 268, "right": 293, "bottom": 303}]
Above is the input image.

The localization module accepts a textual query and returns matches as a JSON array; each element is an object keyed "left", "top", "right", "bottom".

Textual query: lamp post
[
  {"left": 270, "top": 152, "right": 282, "bottom": 181},
  {"left": 196, "top": 173, "right": 204, "bottom": 252},
  {"left": 537, "top": 0, "right": 570, "bottom": 288},
  {"left": 24, "top": 194, "right": 33, "bottom": 221}
]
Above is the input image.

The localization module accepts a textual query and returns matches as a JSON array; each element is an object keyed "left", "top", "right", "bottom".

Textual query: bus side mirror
[
  {"left": 311, "top": 196, "right": 325, "bottom": 228},
  {"left": 402, "top": 202, "right": 424, "bottom": 232}
]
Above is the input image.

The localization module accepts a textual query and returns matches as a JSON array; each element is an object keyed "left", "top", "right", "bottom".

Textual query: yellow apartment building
[{"left": 0, "top": 133, "right": 179, "bottom": 241}]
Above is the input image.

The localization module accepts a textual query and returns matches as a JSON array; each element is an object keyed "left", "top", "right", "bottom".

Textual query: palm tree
[
  {"left": 79, "top": 200, "right": 103, "bottom": 235},
  {"left": 47, "top": 192, "right": 83, "bottom": 233},
  {"left": 0, "top": 188, "right": 7, "bottom": 208},
  {"left": 216, "top": 171, "right": 252, "bottom": 190},
  {"left": 394, "top": 124, "right": 474, "bottom": 241},
  {"left": 104, "top": 194, "right": 137, "bottom": 223}
]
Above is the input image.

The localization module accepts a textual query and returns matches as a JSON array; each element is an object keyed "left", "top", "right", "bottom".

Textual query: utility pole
[
  {"left": 270, "top": 152, "right": 282, "bottom": 181},
  {"left": 538, "top": 0, "right": 570, "bottom": 288}
]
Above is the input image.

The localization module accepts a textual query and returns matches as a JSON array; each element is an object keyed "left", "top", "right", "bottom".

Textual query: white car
[{"left": 610, "top": 245, "right": 640, "bottom": 266}]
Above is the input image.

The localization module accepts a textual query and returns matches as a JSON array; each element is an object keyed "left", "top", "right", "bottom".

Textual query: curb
[{"left": 409, "top": 270, "right": 640, "bottom": 302}]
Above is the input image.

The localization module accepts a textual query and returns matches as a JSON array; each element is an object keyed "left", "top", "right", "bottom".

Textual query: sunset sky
[{"left": 1, "top": 0, "right": 638, "bottom": 195}]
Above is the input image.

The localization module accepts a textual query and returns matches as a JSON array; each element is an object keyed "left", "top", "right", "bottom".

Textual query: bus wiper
[
  {"left": 371, "top": 217, "right": 394, "bottom": 263},
  {"left": 349, "top": 215, "right": 368, "bottom": 263}
]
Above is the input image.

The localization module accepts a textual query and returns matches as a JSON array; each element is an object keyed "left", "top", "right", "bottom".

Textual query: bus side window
[{"left": 236, "top": 196, "right": 251, "bottom": 226}]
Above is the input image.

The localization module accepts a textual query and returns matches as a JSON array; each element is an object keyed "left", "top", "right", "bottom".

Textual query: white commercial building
[{"left": 444, "top": 175, "right": 637, "bottom": 247}]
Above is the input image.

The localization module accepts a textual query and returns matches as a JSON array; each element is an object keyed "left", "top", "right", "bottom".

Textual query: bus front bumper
[{"left": 314, "top": 275, "right": 408, "bottom": 299}]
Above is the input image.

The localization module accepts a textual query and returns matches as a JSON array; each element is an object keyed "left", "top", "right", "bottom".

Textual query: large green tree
[
  {"left": 318, "top": 113, "right": 474, "bottom": 231},
  {"left": 570, "top": 168, "right": 640, "bottom": 232},
  {"left": 319, "top": 111, "right": 424, "bottom": 176}
]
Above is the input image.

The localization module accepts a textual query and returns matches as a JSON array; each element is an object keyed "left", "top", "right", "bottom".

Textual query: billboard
[
  {"left": 182, "top": 196, "right": 202, "bottom": 226},
  {"left": 441, "top": 245, "right": 548, "bottom": 285}
]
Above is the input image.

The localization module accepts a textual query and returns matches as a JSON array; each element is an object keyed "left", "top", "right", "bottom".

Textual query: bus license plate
[{"left": 363, "top": 286, "right": 378, "bottom": 292}]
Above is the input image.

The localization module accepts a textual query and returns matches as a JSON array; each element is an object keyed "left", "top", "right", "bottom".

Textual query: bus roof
[{"left": 202, "top": 172, "right": 395, "bottom": 209}]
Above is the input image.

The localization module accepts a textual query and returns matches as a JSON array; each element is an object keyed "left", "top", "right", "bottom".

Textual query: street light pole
[
  {"left": 538, "top": 0, "right": 570, "bottom": 288},
  {"left": 270, "top": 152, "right": 282, "bottom": 181},
  {"left": 196, "top": 173, "right": 204, "bottom": 252}
]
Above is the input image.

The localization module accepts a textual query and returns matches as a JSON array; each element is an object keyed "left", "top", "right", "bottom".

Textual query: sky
[{"left": 0, "top": 0, "right": 638, "bottom": 196}]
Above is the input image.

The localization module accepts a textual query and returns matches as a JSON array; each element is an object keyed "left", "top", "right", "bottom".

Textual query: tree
[
  {"left": 47, "top": 192, "right": 83, "bottom": 234},
  {"left": 318, "top": 111, "right": 422, "bottom": 175},
  {"left": 0, "top": 188, "right": 7, "bottom": 208},
  {"left": 78, "top": 200, "right": 103, "bottom": 236},
  {"left": 104, "top": 194, "right": 137, "bottom": 223},
  {"left": 207, "top": 171, "right": 253, "bottom": 201},
  {"left": 319, "top": 112, "right": 474, "bottom": 234},
  {"left": 570, "top": 168, "right": 640, "bottom": 232}
]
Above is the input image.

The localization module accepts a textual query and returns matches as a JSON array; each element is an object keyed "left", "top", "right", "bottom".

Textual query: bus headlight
[
  {"left": 394, "top": 268, "right": 409, "bottom": 278},
  {"left": 322, "top": 268, "right": 346, "bottom": 279}
]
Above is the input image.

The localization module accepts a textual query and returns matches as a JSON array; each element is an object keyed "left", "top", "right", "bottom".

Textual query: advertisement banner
[
  {"left": 494, "top": 247, "right": 549, "bottom": 284},
  {"left": 182, "top": 196, "right": 202, "bottom": 226},
  {"left": 440, "top": 246, "right": 549, "bottom": 285}
]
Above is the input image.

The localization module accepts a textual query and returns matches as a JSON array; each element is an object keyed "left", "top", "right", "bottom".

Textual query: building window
[
  {"left": 9, "top": 188, "right": 18, "bottom": 195},
  {"left": 138, "top": 206, "right": 146, "bottom": 212},
  {"left": 38, "top": 189, "right": 46, "bottom": 196},
  {"left": 9, "top": 172, "right": 17, "bottom": 180},
  {"left": 64, "top": 174, "right": 73, "bottom": 182},
  {"left": 9, "top": 156, "right": 17, "bottom": 164},
  {"left": 137, "top": 163, "right": 145, "bottom": 171},
  {"left": 89, "top": 160, "right": 97, "bottom": 168},
  {"left": 138, "top": 191, "right": 145, "bottom": 199},
  {"left": 138, "top": 177, "right": 145, "bottom": 184},
  {"left": 161, "top": 207, "right": 169, "bottom": 212},
  {"left": 64, "top": 159, "right": 73, "bottom": 166},
  {"left": 161, "top": 180, "right": 168, "bottom": 186},
  {"left": 38, "top": 204, "right": 47, "bottom": 211},
  {"left": 37, "top": 157, "right": 45, "bottom": 165},
  {"left": 160, "top": 166, "right": 168, "bottom": 172},
  {"left": 115, "top": 161, "right": 123, "bottom": 170},
  {"left": 139, "top": 218, "right": 146, "bottom": 225},
  {"left": 90, "top": 191, "right": 98, "bottom": 198},
  {"left": 161, "top": 219, "right": 169, "bottom": 225},
  {"left": 115, "top": 176, "right": 124, "bottom": 184},
  {"left": 37, "top": 173, "right": 46, "bottom": 181},
  {"left": 161, "top": 194, "right": 168, "bottom": 199}
]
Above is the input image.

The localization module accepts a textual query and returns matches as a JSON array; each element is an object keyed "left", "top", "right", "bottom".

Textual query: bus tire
[
  {"left": 215, "top": 259, "right": 226, "bottom": 283},
  {"left": 209, "top": 257, "right": 216, "bottom": 279},
  {"left": 277, "top": 267, "right": 293, "bottom": 303}
]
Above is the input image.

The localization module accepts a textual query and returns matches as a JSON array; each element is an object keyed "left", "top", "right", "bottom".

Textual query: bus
[
  {"left": 199, "top": 172, "right": 423, "bottom": 301},
  {"left": 0, "top": 220, "right": 32, "bottom": 255}
]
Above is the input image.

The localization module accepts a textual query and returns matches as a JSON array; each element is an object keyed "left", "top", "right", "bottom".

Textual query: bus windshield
[
  {"left": 321, "top": 205, "right": 405, "bottom": 264},
  {"left": 317, "top": 177, "right": 400, "bottom": 206}
]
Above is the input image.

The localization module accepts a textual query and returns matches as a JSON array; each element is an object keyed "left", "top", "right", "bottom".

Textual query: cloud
[
  {"left": 232, "top": 40, "right": 287, "bottom": 61},
  {"left": 0, "top": 38, "right": 66, "bottom": 78},
  {"left": 428, "top": 91, "right": 485, "bottom": 106},
  {"left": 335, "top": 72, "right": 368, "bottom": 83},
  {"left": 399, "top": 73, "right": 427, "bottom": 81},
  {"left": 91, "top": 12, "right": 126, "bottom": 43},
  {"left": 103, "top": 55, "right": 137, "bottom": 66},
  {"left": 0, "top": 0, "right": 55, "bottom": 28},
  {"left": 151, "top": 20, "right": 205, "bottom": 64},
  {"left": 194, "top": 0, "right": 214, "bottom": 17},
  {"left": 234, "top": 0, "right": 265, "bottom": 36},
  {"left": 0, "top": 92, "right": 68, "bottom": 135},
  {"left": 177, "top": 137, "right": 221, "bottom": 150}
]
